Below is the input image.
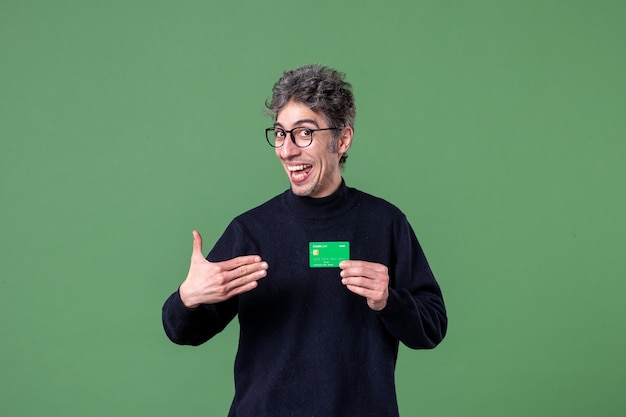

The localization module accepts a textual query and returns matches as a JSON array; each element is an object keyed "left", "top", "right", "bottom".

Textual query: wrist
[{"left": 179, "top": 283, "right": 200, "bottom": 309}]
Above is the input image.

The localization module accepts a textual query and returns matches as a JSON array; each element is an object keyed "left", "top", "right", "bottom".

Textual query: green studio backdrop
[{"left": 1, "top": 1, "right": 624, "bottom": 416}]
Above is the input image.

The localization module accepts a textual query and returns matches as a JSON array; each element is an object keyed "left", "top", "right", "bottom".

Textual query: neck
[{"left": 284, "top": 179, "right": 357, "bottom": 220}]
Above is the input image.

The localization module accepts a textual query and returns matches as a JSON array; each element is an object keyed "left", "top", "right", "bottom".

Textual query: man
[{"left": 162, "top": 64, "right": 447, "bottom": 416}]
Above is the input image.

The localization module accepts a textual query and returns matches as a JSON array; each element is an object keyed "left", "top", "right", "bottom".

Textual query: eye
[
  {"left": 297, "top": 128, "right": 313, "bottom": 138},
  {"left": 275, "top": 129, "right": 287, "bottom": 138}
]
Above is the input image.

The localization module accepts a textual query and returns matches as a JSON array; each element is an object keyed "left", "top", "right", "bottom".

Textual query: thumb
[{"left": 191, "top": 230, "right": 204, "bottom": 259}]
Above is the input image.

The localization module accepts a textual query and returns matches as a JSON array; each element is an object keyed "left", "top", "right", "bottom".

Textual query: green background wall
[{"left": 1, "top": 1, "right": 624, "bottom": 416}]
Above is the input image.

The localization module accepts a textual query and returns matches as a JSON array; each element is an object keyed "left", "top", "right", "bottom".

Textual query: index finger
[
  {"left": 339, "top": 260, "right": 387, "bottom": 272},
  {"left": 217, "top": 255, "right": 264, "bottom": 271}
]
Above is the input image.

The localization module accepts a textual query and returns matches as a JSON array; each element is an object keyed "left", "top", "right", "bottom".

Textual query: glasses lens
[
  {"left": 266, "top": 128, "right": 282, "bottom": 147},
  {"left": 293, "top": 128, "right": 313, "bottom": 148}
]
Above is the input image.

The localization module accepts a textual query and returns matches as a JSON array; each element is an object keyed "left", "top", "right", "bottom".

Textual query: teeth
[{"left": 288, "top": 164, "right": 311, "bottom": 172}]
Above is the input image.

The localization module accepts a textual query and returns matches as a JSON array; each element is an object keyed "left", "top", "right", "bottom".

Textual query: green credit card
[{"left": 309, "top": 241, "right": 350, "bottom": 268}]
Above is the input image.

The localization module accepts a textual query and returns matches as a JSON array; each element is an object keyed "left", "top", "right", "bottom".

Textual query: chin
[
  {"left": 291, "top": 186, "right": 313, "bottom": 197},
  {"left": 290, "top": 181, "right": 317, "bottom": 197}
]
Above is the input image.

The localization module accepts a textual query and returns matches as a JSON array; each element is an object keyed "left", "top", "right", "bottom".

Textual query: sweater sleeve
[
  {"left": 161, "top": 220, "right": 245, "bottom": 346},
  {"left": 162, "top": 290, "right": 238, "bottom": 346},
  {"left": 377, "top": 216, "right": 447, "bottom": 349}
]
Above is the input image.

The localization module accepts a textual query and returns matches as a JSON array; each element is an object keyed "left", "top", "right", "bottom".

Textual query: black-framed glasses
[{"left": 265, "top": 127, "right": 341, "bottom": 148}]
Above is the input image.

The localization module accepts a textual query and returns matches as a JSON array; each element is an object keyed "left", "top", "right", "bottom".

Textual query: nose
[{"left": 279, "top": 134, "right": 301, "bottom": 159}]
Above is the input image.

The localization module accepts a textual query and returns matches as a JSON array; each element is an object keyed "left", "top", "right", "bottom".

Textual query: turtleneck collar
[{"left": 282, "top": 179, "right": 358, "bottom": 220}]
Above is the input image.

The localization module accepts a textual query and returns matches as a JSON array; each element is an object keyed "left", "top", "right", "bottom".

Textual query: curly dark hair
[{"left": 266, "top": 64, "right": 356, "bottom": 166}]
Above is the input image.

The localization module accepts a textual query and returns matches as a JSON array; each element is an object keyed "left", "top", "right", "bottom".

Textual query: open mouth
[{"left": 288, "top": 164, "right": 313, "bottom": 182}]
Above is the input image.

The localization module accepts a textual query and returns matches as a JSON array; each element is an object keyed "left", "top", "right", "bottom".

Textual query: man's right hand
[{"left": 179, "top": 230, "right": 268, "bottom": 308}]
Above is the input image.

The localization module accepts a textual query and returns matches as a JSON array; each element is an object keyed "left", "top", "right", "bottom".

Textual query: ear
[{"left": 336, "top": 126, "right": 353, "bottom": 155}]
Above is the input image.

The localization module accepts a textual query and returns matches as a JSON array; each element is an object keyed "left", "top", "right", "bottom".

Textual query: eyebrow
[{"left": 274, "top": 118, "right": 320, "bottom": 129}]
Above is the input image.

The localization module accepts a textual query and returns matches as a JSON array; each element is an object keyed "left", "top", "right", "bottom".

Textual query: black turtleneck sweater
[{"left": 162, "top": 181, "right": 447, "bottom": 417}]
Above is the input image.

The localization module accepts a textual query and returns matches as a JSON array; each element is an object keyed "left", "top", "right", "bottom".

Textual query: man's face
[{"left": 274, "top": 100, "right": 352, "bottom": 198}]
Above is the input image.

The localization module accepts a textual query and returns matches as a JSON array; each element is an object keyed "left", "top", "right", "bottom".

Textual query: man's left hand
[{"left": 339, "top": 260, "right": 389, "bottom": 311}]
